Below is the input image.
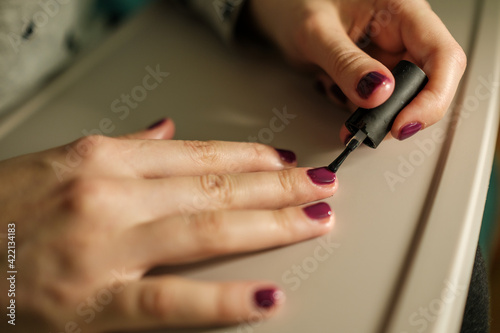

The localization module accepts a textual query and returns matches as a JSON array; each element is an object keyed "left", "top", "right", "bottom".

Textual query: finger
[
  {"left": 301, "top": 4, "right": 394, "bottom": 109},
  {"left": 116, "top": 140, "right": 297, "bottom": 178},
  {"left": 387, "top": 1, "right": 466, "bottom": 139},
  {"left": 315, "top": 72, "right": 348, "bottom": 107},
  {"left": 363, "top": 44, "right": 406, "bottom": 72},
  {"left": 339, "top": 125, "right": 353, "bottom": 145},
  {"left": 104, "top": 277, "right": 284, "bottom": 330},
  {"left": 124, "top": 203, "right": 334, "bottom": 268},
  {"left": 58, "top": 138, "right": 298, "bottom": 184},
  {"left": 119, "top": 117, "right": 176, "bottom": 140},
  {"left": 314, "top": 73, "right": 358, "bottom": 112},
  {"left": 95, "top": 167, "right": 337, "bottom": 222}
]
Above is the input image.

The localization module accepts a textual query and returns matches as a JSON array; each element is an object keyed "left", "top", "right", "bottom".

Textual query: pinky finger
[{"left": 100, "top": 277, "right": 284, "bottom": 331}]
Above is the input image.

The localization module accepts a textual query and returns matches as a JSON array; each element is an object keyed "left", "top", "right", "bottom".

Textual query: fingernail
[
  {"left": 398, "top": 122, "right": 422, "bottom": 140},
  {"left": 275, "top": 149, "right": 296, "bottom": 164},
  {"left": 313, "top": 80, "right": 326, "bottom": 95},
  {"left": 307, "top": 167, "right": 336, "bottom": 185},
  {"left": 147, "top": 118, "right": 168, "bottom": 130},
  {"left": 303, "top": 202, "right": 332, "bottom": 221},
  {"left": 356, "top": 72, "right": 391, "bottom": 99},
  {"left": 330, "top": 84, "right": 347, "bottom": 104},
  {"left": 254, "top": 288, "right": 283, "bottom": 309},
  {"left": 343, "top": 133, "right": 354, "bottom": 146}
]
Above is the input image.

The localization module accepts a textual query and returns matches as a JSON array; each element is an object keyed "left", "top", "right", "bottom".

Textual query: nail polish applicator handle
[{"left": 328, "top": 60, "right": 428, "bottom": 172}]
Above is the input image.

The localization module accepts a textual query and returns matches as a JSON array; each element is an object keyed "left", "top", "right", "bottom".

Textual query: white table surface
[{"left": 0, "top": 0, "right": 499, "bottom": 332}]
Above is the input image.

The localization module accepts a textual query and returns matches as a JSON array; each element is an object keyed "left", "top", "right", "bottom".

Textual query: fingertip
[
  {"left": 274, "top": 148, "right": 297, "bottom": 167},
  {"left": 302, "top": 202, "right": 335, "bottom": 228},
  {"left": 222, "top": 282, "right": 285, "bottom": 323},
  {"left": 146, "top": 118, "right": 176, "bottom": 140},
  {"left": 306, "top": 167, "right": 336, "bottom": 187},
  {"left": 303, "top": 7, "right": 396, "bottom": 109},
  {"left": 252, "top": 285, "right": 286, "bottom": 312},
  {"left": 147, "top": 118, "right": 168, "bottom": 130},
  {"left": 118, "top": 118, "right": 176, "bottom": 140},
  {"left": 395, "top": 122, "right": 423, "bottom": 141}
]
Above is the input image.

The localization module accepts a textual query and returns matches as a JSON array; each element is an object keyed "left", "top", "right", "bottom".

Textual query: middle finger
[{"left": 100, "top": 167, "right": 337, "bottom": 223}]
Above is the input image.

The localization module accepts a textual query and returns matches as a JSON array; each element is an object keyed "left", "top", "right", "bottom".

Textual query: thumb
[
  {"left": 119, "top": 117, "right": 176, "bottom": 140},
  {"left": 302, "top": 10, "right": 394, "bottom": 109}
]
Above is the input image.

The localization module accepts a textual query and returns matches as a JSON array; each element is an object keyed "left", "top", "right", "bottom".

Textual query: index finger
[{"left": 390, "top": 0, "right": 467, "bottom": 139}]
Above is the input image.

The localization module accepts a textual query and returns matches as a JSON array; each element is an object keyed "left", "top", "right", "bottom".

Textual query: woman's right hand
[
  {"left": 0, "top": 118, "right": 337, "bottom": 332},
  {"left": 248, "top": 0, "right": 467, "bottom": 143}
]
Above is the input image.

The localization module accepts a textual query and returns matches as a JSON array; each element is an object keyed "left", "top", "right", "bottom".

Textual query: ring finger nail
[
  {"left": 303, "top": 202, "right": 332, "bottom": 221},
  {"left": 398, "top": 122, "right": 422, "bottom": 140}
]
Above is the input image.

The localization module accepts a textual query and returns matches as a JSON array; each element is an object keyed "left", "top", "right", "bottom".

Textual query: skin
[
  {"left": 0, "top": 120, "right": 336, "bottom": 332},
  {"left": 0, "top": 0, "right": 466, "bottom": 331},
  {"left": 249, "top": 0, "right": 467, "bottom": 142}
]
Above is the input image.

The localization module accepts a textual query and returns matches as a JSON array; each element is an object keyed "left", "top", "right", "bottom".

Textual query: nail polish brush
[{"left": 328, "top": 60, "right": 428, "bottom": 173}]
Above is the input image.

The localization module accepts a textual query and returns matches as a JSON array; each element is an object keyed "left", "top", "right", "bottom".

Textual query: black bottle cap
[{"left": 345, "top": 60, "right": 428, "bottom": 148}]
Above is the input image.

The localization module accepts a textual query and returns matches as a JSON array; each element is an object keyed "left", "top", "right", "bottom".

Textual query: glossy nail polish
[
  {"left": 314, "top": 80, "right": 326, "bottom": 95},
  {"left": 307, "top": 167, "right": 336, "bottom": 185},
  {"left": 330, "top": 84, "right": 347, "bottom": 104},
  {"left": 275, "top": 149, "right": 296, "bottom": 164},
  {"left": 254, "top": 288, "right": 283, "bottom": 309},
  {"left": 147, "top": 118, "right": 168, "bottom": 130},
  {"left": 356, "top": 72, "right": 391, "bottom": 99},
  {"left": 398, "top": 122, "right": 422, "bottom": 140},
  {"left": 303, "top": 202, "right": 332, "bottom": 220}
]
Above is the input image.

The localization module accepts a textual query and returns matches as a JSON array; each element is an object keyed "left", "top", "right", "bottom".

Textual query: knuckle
[
  {"left": 295, "top": 10, "right": 320, "bottom": 39},
  {"left": 213, "top": 285, "right": 238, "bottom": 319},
  {"left": 385, "top": 0, "right": 407, "bottom": 14},
  {"left": 424, "top": 90, "right": 449, "bottom": 123},
  {"left": 184, "top": 140, "right": 220, "bottom": 166},
  {"left": 71, "top": 135, "right": 116, "bottom": 166},
  {"left": 271, "top": 210, "right": 295, "bottom": 240},
  {"left": 328, "top": 46, "right": 365, "bottom": 80},
  {"left": 450, "top": 43, "right": 467, "bottom": 72},
  {"left": 276, "top": 170, "right": 297, "bottom": 196},
  {"left": 246, "top": 142, "right": 269, "bottom": 162},
  {"left": 293, "top": 10, "right": 327, "bottom": 56},
  {"left": 188, "top": 212, "right": 229, "bottom": 255},
  {"left": 140, "top": 283, "right": 175, "bottom": 320},
  {"left": 61, "top": 177, "right": 110, "bottom": 215},
  {"left": 199, "top": 174, "right": 234, "bottom": 208}
]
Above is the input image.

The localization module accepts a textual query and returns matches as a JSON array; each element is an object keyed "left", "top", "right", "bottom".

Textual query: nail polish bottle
[{"left": 328, "top": 61, "right": 428, "bottom": 172}]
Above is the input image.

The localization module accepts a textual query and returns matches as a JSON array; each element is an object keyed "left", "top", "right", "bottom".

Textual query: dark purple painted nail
[
  {"left": 147, "top": 118, "right": 168, "bottom": 130},
  {"left": 398, "top": 122, "right": 422, "bottom": 141},
  {"left": 303, "top": 202, "right": 332, "bottom": 221},
  {"left": 330, "top": 84, "right": 347, "bottom": 104},
  {"left": 343, "top": 133, "right": 354, "bottom": 146},
  {"left": 275, "top": 149, "right": 296, "bottom": 164},
  {"left": 254, "top": 288, "right": 282, "bottom": 309},
  {"left": 356, "top": 72, "right": 391, "bottom": 99},
  {"left": 314, "top": 80, "right": 326, "bottom": 95},
  {"left": 307, "top": 167, "right": 336, "bottom": 185}
]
